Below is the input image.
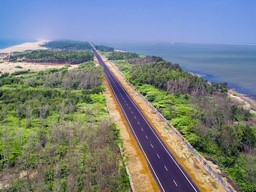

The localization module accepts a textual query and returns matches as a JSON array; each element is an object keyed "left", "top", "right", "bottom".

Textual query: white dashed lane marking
[
  {"left": 164, "top": 166, "right": 168, "bottom": 171},
  {"left": 173, "top": 180, "right": 178, "bottom": 187}
]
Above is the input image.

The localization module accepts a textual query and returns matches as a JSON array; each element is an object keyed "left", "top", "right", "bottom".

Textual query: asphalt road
[{"left": 92, "top": 47, "right": 199, "bottom": 192}]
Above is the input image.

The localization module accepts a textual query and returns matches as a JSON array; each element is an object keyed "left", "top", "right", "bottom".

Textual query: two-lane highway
[{"left": 92, "top": 46, "right": 199, "bottom": 192}]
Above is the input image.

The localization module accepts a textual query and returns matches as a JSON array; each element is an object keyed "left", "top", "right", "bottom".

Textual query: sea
[
  {"left": 0, "top": 39, "right": 32, "bottom": 49},
  {"left": 105, "top": 42, "right": 256, "bottom": 98}
]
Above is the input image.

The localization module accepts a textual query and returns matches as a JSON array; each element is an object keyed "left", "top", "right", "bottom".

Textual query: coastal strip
[{"left": 0, "top": 39, "right": 48, "bottom": 53}]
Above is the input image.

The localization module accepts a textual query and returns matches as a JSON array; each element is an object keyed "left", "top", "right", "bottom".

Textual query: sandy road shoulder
[{"left": 100, "top": 53, "right": 230, "bottom": 192}]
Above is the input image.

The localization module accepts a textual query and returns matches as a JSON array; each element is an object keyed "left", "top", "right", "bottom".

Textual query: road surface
[{"left": 92, "top": 46, "right": 199, "bottom": 192}]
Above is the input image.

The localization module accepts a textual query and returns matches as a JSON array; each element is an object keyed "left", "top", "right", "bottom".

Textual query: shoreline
[
  {"left": 0, "top": 39, "right": 48, "bottom": 53},
  {"left": 1, "top": 40, "right": 256, "bottom": 114},
  {"left": 189, "top": 70, "right": 255, "bottom": 96},
  {"left": 110, "top": 43, "right": 256, "bottom": 103},
  {"left": 228, "top": 89, "right": 256, "bottom": 114},
  {"left": 189, "top": 71, "right": 256, "bottom": 114}
]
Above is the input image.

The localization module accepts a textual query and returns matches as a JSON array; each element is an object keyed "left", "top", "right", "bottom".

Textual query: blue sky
[{"left": 1, "top": 0, "right": 256, "bottom": 43}]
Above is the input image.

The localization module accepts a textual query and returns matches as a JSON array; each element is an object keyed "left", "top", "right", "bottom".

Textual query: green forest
[
  {"left": 107, "top": 52, "right": 256, "bottom": 192},
  {"left": 0, "top": 64, "right": 129, "bottom": 191},
  {"left": 43, "top": 40, "right": 114, "bottom": 52},
  {"left": 94, "top": 45, "right": 114, "bottom": 52},
  {"left": 8, "top": 41, "right": 114, "bottom": 64},
  {"left": 43, "top": 41, "right": 92, "bottom": 50},
  {"left": 9, "top": 50, "right": 93, "bottom": 64},
  {"left": 107, "top": 51, "right": 139, "bottom": 60}
]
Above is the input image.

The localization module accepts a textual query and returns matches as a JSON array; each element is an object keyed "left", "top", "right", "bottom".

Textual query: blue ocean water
[
  {"left": 106, "top": 42, "right": 256, "bottom": 98},
  {"left": 0, "top": 39, "right": 32, "bottom": 49}
]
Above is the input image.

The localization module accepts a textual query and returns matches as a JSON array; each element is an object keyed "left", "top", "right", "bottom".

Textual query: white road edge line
[
  {"left": 102, "top": 67, "right": 166, "bottom": 192},
  {"left": 173, "top": 180, "right": 178, "bottom": 187},
  {"left": 93, "top": 47, "right": 198, "bottom": 192},
  {"left": 109, "top": 71, "right": 198, "bottom": 191}
]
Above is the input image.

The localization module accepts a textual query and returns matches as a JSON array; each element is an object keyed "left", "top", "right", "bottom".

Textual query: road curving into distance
[{"left": 91, "top": 45, "right": 199, "bottom": 192}]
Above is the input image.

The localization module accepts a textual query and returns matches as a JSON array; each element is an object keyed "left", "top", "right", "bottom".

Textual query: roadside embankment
[{"left": 99, "top": 52, "right": 232, "bottom": 192}]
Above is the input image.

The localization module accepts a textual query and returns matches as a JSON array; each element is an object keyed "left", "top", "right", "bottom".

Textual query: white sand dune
[
  {"left": 0, "top": 62, "right": 78, "bottom": 74},
  {"left": 0, "top": 39, "right": 48, "bottom": 53},
  {"left": 0, "top": 40, "right": 78, "bottom": 73}
]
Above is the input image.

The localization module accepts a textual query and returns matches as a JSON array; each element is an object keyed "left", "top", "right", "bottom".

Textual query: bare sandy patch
[
  {"left": 99, "top": 52, "right": 234, "bottom": 192},
  {"left": 0, "top": 62, "right": 78, "bottom": 74},
  {"left": 0, "top": 40, "right": 48, "bottom": 54},
  {"left": 228, "top": 89, "right": 256, "bottom": 114}
]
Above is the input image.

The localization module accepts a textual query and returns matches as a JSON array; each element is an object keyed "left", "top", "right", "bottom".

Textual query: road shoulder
[{"left": 99, "top": 53, "right": 229, "bottom": 192}]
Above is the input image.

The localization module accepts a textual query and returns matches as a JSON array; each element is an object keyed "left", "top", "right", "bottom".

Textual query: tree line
[
  {"left": 94, "top": 45, "right": 114, "bottom": 52},
  {"left": 43, "top": 40, "right": 114, "bottom": 52},
  {"left": 43, "top": 40, "right": 92, "bottom": 50},
  {"left": 129, "top": 60, "right": 227, "bottom": 95},
  {"left": 107, "top": 51, "right": 139, "bottom": 60},
  {"left": 9, "top": 50, "right": 93, "bottom": 64}
]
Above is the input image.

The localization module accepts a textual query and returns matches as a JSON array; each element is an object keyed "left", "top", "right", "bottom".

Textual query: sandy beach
[
  {"left": 190, "top": 72, "right": 256, "bottom": 114},
  {"left": 0, "top": 61, "right": 78, "bottom": 74},
  {"left": 0, "top": 39, "right": 48, "bottom": 53},
  {"left": 228, "top": 89, "right": 256, "bottom": 114},
  {"left": 0, "top": 40, "right": 78, "bottom": 73}
]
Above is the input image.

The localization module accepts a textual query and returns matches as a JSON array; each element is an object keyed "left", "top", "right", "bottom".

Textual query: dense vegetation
[
  {"left": 110, "top": 55, "right": 256, "bottom": 191},
  {"left": 94, "top": 45, "right": 114, "bottom": 52},
  {"left": 43, "top": 40, "right": 114, "bottom": 52},
  {"left": 128, "top": 55, "right": 164, "bottom": 64},
  {"left": 9, "top": 50, "right": 93, "bottom": 64},
  {"left": 130, "top": 61, "right": 228, "bottom": 95},
  {"left": 43, "top": 40, "right": 92, "bottom": 50},
  {"left": 108, "top": 51, "right": 139, "bottom": 60},
  {"left": 0, "top": 65, "right": 129, "bottom": 191}
]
